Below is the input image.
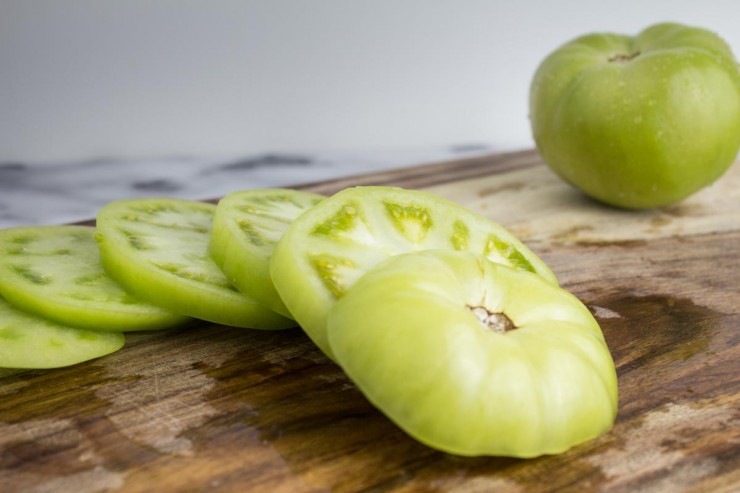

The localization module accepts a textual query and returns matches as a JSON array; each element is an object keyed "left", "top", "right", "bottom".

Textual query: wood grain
[{"left": 2, "top": 149, "right": 739, "bottom": 492}]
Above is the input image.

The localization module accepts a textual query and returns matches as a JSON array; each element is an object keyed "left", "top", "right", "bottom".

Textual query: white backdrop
[{"left": 2, "top": 0, "right": 739, "bottom": 163}]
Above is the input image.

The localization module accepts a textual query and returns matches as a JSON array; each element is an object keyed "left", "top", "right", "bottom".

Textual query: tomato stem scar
[
  {"left": 608, "top": 51, "right": 641, "bottom": 62},
  {"left": 468, "top": 306, "right": 516, "bottom": 333}
]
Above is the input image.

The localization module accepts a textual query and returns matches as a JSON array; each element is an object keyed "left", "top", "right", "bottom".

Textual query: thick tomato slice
[{"left": 328, "top": 250, "right": 617, "bottom": 457}]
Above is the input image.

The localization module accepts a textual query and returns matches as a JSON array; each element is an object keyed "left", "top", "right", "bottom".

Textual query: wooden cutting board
[{"left": 1, "top": 149, "right": 738, "bottom": 493}]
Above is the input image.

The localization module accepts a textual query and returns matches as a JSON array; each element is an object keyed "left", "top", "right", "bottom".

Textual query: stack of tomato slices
[{"left": 0, "top": 186, "right": 617, "bottom": 457}]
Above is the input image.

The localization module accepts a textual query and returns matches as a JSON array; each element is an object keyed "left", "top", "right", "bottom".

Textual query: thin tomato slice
[
  {"left": 271, "top": 186, "right": 558, "bottom": 359},
  {"left": 210, "top": 188, "right": 324, "bottom": 318},
  {"left": 96, "top": 198, "right": 294, "bottom": 329},
  {"left": 0, "top": 225, "right": 188, "bottom": 331},
  {"left": 0, "top": 297, "right": 125, "bottom": 369}
]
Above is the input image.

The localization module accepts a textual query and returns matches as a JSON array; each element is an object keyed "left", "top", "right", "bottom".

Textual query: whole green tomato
[{"left": 530, "top": 22, "right": 740, "bottom": 209}]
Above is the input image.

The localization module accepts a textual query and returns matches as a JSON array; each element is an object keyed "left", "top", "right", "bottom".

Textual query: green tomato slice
[
  {"left": 95, "top": 198, "right": 294, "bottom": 329},
  {"left": 0, "top": 297, "right": 124, "bottom": 369},
  {"left": 210, "top": 188, "right": 324, "bottom": 318},
  {"left": 327, "top": 250, "right": 618, "bottom": 458},
  {"left": 270, "top": 186, "right": 558, "bottom": 359},
  {"left": 0, "top": 226, "right": 188, "bottom": 331}
]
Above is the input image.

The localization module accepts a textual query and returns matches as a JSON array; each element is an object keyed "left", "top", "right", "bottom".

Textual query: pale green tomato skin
[
  {"left": 209, "top": 189, "right": 324, "bottom": 318},
  {"left": 0, "top": 298, "right": 125, "bottom": 369},
  {"left": 530, "top": 22, "right": 740, "bottom": 209},
  {"left": 0, "top": 226, "right": 188, "bottom": 331},
  {"left": 270, "top": 186, "right": 557, "bottom": 360},
  {"left": 327, "top": 250, "right": 618, "bottom": 457},
  {"left": 96, "top": 198, "right": 294, "bottom": 330}
]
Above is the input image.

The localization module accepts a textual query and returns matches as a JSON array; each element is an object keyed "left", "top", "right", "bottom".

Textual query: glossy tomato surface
[{"left": 530, "top": 22, "right": 740, "bottom": 209}]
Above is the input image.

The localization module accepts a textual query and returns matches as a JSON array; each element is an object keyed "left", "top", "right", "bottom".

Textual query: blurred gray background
[{"left": 2, "top": 0, "right": 739, "bottom": 164}]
